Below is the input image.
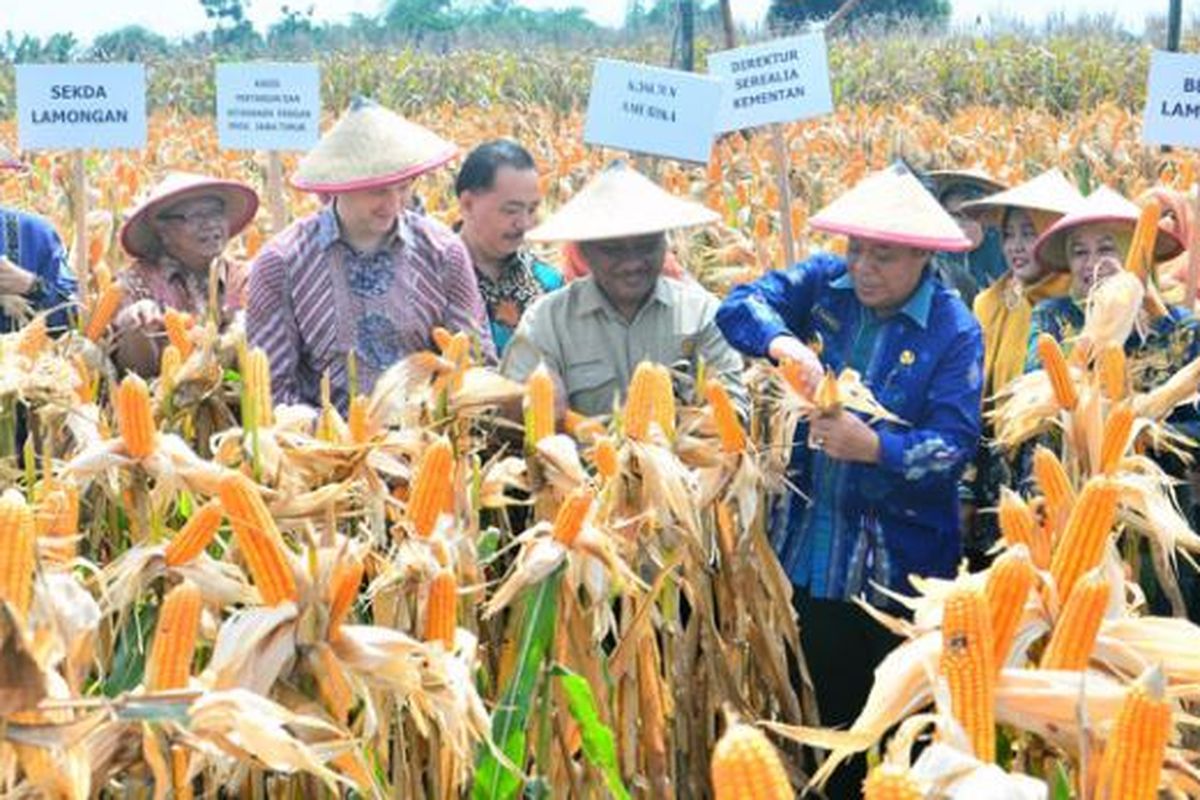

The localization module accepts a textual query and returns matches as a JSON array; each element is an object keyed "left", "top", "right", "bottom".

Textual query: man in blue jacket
[
  {"left": 0, "top": 146, "right": 77, "bottom": 333},
  {"left": 716, "top": 162, "right": 984, "bottom": 798}
]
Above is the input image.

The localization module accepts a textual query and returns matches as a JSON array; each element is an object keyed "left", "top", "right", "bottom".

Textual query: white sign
[
  {"left": 16, "top": 63, "right": 146, "bottom": 150},
  {"left": 708, "top": 33, "right": 834, "bottom": 133},
  {"left": 1143, "top": 50, "right": 1200, "bottom": 148},
  {"left": 216, "top": 63, "right": 321, "bottom": 151},
  {"left": 583, "top": 59, "right": 723, "bottom": 164}
]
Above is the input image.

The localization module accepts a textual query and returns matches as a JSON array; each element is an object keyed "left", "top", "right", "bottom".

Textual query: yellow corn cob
[
  {"left": 1049, "top": 477, "right": 1118, "bottom": 605},
  {"left": 1036, "top": 334, "right": 1078, "bottom": 411},
  {"left": 650, "top": 364, "right": 676, "bottom": 439},
  {"left": 624, "top": 362, "right": 657, "bottom": 441},
  {"left": 171, "top": 746, "right": 192, "bottom": 800},
  {"left": 36, "top": 484, "right": 79, "bottom": 538},
  {"left": 423, "top": 568, "right": 457, "bottom": 648},
  {"left": 347, "top": 394, "right": 372, "bottom": 444},
  {"left": 552, "top": 486, "right": 593, "bottom": 547},
  {"left": 1098, "top": 402, "right": 1134, "bottom": 475},
  {"left": 997, "top": 486, "right": 1036, "bottom": 553},
  {"left": 814, "top": 369, "right": 842, "bottom": 414},
  {"left": 1124, "top": 199, "right": 1161, "bottom": 282},
  {"left": 159, "top": 344, "right": 183, "bottom": 391},
  {"left": 163, "top": 309, "right": 194, "bottom": 359},
  {"left": 1040, "top": 568, "right": 1109, "bottom": 671},
  {"left": 940, "top": 584, "right": 996, "bottom": 761},
  {"left": 431, "top": 325, "right": 453, "bottom": 352},
  {"left": 443, "top": 330, "right": 470, "bottom": 367},
  {"left": 705, "top": 379, "right": 746, "bottom": 454},
  {"left": 146, "top": 580, "right": 202, "bottom": 691},
  {"left": 408, "top": 437, "right": 454, "bottom": 538},
  {"left": 862, "top": 763, "right": 922, "bottom": 800},
  {"left": 84, "top": 283, "right": 123, "bottom": 341},
  {"left": 217, "top": 472, "right": 298, "bottom": 606},
  {"left": 243, "top": 347, "right": 274, "bottom": 429},
  {"left": 710, "top": 722, "right": 792, "bottom": 800},
  {"left": 985, "top": 545, "right": 1036, "bottom": 674},
  {"left": 778, "top": 357, "right": 808, "bottom": 397},
  {"left": 312, "top": 643, "right": 354, "bottom": 723},
  {"left": 164, "top": 500, "right": 223, "bottom": 567},
  {"left": 116, "top": 374, "right": 157, "bottom": 459},
  {"left": 1032, "top": 446, "right": 1076, "bottom": 524},
  {"left": 591, "top": 435, "right": 619, "bottom": 479},
  {"left": 72, "top": 353, "right": 96, "bottom": 404},
  {"left": 563, "top": 409, "right": 605, "bottom": 443},
  {"left": 1095, "top": 666, "right": 1172, "bottom": 800},
  {"left": 526, "top": 363, "right": 556, "bottom": 445},
  {"left": 327, "top": 556, "right": 363, "bottom": 640},
  {"left": 0, "top": 491, "right": 36, "bottom": 619},
  {"left": 16, "top": 316, "right": 48, "bottom": 360},
  {"left": 1097, "top": 343, "right": 1127, "bottom": 401}
]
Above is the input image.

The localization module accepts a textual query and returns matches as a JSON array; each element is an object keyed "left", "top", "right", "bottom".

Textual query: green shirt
[{"left": 501, "top": 275, "right": 746, "bottom": 417}]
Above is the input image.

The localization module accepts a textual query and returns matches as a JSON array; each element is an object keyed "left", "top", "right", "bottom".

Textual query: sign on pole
[
  {"left": 707, "top": 32, "right": 833, "bottom": 133},
  {"left": 583, "top": 59, "right": 723, "bottom": 164},
  {"left": 16, "top": 63, "right": 146, "bottom": 151},
  {"left": 215, "top": 62, "right": 321, "bottom": 152},
  {"left": 1142, "top": 49, "right": 1200, "bottom": 305}
]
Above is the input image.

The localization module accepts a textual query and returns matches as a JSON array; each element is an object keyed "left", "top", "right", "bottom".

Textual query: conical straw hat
[
  {"left": 291, "top": 97, "right": 457, "bottom": 194},
  {"left": 526, "top": 161, "right": 718, "bottom": 242},
  {"left": 926, "top": 167, "right": 1006, "bottom": 200},
  {"left": 809, "top": 163, "right": 973, "bottom": 252},
  {"left": 959, "top": 168, "right": 1084, "bottom": 225},
  {"left": 120, "top": 172, "right": 259, "bottom": 260},
  {"left": 1033, "top": 186, "right": 1185, "bottom": 271}
]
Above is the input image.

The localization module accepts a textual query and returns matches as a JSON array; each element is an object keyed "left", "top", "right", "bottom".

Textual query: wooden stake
[
  {"left": 71, "top": 151, "right": 89, "bottom": 301},
  {"left": 771, "top": 124, "right": 797, "bottom": 267},
  {"left": 266, "top": 151, "right": 286, "bottom": 235}
]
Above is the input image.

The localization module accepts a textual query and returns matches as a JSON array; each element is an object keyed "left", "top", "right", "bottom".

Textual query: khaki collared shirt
[{"left": 502, "top": 275, "right": 745, "bottom": 417}]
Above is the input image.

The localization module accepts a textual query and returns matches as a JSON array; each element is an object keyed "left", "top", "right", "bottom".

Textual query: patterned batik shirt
[
  {"left": 247, "top": 205, "right": 495, "bottom": 412},
  {"left": 716, "top": 253, "right": 985, "bottom": 603},
  {"left": 475, "top": 249, "right": 563, "bottom": 356}
]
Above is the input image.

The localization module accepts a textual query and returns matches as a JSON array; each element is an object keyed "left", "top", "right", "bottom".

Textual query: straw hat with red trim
[
  {"left": 809, "top": 163, "right": 973, "bottom": 252},
  {"left": 120, "top": 172, "right": 259, "bottom": 260},
  {"left": 525, "top": 160, "right": 717, "bottom": 242},
  {"left": 926, "top": 167, "right": 1006, "bottom": 201},
  {"left": 291, "top": 97, "right": 457, "bottom": 194},
  {"left": 1033, "top": 186, "right": 1185, "bottom": 272},
  {"left": 959, "top": 168, "right": 1084, "bottom": 226}
]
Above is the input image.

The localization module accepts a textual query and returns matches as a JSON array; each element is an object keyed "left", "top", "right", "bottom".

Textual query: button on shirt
[
  {"left": 501, "top": 275, "right": 746, "bottom": 417},
  {"left": 247, "top": 206, "right": 495, "bottom": 412},
  {"left": 0, "top": 207, "right": 77, "bottom": 334},
  {"left": 716, "top": 253, "right": 984, "bottom": 601}
]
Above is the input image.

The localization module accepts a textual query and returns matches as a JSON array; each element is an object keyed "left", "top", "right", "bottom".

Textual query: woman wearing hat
[
  {"left": 1027, "top": 186, "right": 1194, "bottom": 385},
  {"left": 113, "top": 172, "right": 259, "bottom": 376},
  {"left": 247, "top": 98, "right": 494, "bottom": 412},
  {"left": 716, "top": 163, "right": 984, "bottom": 798},
  {"left": 501, "top": 161, "right": 745, "bottom": 417},
  {"left": 956, "top": 169, "right": 1081, "bottom": 563},
  {"left": 0, "top": 142, "right": 77, "bottom": 334}
]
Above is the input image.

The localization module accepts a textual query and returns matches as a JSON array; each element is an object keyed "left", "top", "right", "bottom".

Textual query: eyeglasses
[{"left": 158, "top": 206, "right": 227, "bottom": 227}]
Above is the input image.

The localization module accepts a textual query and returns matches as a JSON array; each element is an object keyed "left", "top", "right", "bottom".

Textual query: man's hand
[
  {"left": 768, "top": 335, "right": 824, "bottom": 394},
  {"left": 809, "top": 410, "right": 881, "bottom": 464},
  {"left": 0, "top": 257, "right": 36, "bottom": 296},
  {"left": 115, "top": 298, "right": 165, "bottom": 332}
]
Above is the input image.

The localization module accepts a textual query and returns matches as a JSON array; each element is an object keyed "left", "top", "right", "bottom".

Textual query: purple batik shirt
[{"left": 247, "top": 205, "right": 495, "bottom": 411}]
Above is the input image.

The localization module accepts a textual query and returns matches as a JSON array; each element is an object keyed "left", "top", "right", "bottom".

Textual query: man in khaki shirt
[{"left": 501, "top": 162, "right": 745, "bottom": 417}]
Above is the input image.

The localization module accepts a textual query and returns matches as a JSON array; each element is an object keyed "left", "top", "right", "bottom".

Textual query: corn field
[{"left": 3, "top": 29, "right": 1200, "bottom": 800}]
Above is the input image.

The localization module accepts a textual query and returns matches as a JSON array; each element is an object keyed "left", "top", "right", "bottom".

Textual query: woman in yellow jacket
[{"left": 957, "top": 168, "right": 1082, "bottom": 563}]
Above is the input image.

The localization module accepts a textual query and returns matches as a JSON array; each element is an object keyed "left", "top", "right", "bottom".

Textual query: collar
[
  {"left": 317, "top": 203, "right": 410, "bottom": 254},
  {"left": 160, "top": 253, "right": 227, "bottom": 285},
  {"left": 577, "top": 275, "right": 672, "bottom": 318},
  {"left": 830, "top": 269, "right": 935, "bottom": 329}
]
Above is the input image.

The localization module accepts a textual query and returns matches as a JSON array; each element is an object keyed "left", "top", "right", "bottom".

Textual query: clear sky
[{"left": 1, "top": 0, "right": 1156, "bottom": 44}]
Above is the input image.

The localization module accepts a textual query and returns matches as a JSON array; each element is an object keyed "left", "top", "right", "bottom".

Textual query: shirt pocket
[{"left": 564, "top": 357, "right": 620, "bottom": 417}]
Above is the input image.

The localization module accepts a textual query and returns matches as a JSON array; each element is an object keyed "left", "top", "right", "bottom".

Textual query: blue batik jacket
[{"left": 716, "top": 253, "right": 984, "bottom": 601}]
